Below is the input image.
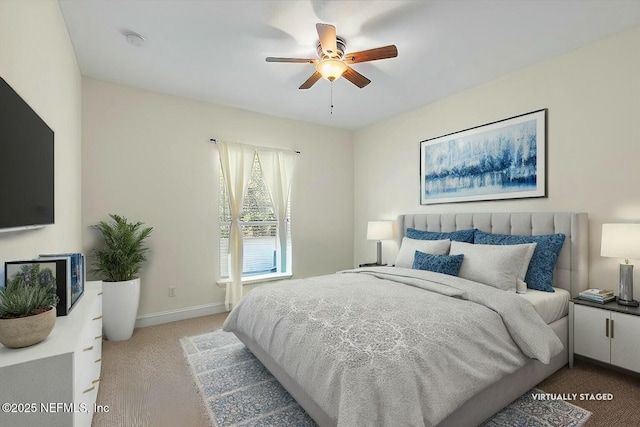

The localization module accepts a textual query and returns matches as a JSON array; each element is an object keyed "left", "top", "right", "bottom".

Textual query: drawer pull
[
  {"left": 92, "top": 378, "right": 100, "bottom": 384},
  {"left": 82, "top": 386, "right": 95, "bottom": 394},
  {"left": 92, "top": 315, "right": 103, "bottom": 321},
  {"left": 83, "top": 345, "right": 94, "bottom": 352},
  {"left": 611, "top": 319, "right": 615, "bottom": 338},
  {"left": 95, "top": 358, "right": 102, "bottom": 363},
  {"left": 95, "top": 335, "right": 103, "bottom": 340},
  {"left": 98, "top": 292, "right": 103, "bottom": 295},
  {"left": 606, "top": 318, "right": 609, "bottom": 337}
]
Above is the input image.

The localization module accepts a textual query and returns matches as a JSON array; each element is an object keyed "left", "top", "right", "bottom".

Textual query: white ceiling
[{"left": 59, "top": 0, "right": 640, "bottom": 131}]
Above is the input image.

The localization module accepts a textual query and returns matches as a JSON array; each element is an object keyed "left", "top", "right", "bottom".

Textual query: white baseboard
[{"left": 134, "top": 303, "right": 228, "bottom": 328}]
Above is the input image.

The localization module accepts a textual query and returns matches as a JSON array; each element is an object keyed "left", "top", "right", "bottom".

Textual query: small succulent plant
[{"left": 0, "top": 264, "right": 59, "bottom": 319}]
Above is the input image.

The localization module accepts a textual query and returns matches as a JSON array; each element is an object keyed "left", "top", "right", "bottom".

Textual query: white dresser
[{"left": 0, "top": 281, "right": 103, "bottom": 427}]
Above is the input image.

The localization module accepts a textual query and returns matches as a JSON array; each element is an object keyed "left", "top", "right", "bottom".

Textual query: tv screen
[{"left": 0, "top": 76, "right": 54, "bottom": 230}]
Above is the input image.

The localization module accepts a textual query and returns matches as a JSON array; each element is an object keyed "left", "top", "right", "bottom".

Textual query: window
[{"left": 219, "top": 153, "right": 291, "bottom": 280}]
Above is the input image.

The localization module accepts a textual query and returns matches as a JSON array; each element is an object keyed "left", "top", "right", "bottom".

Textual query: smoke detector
[{"left": 124, "top": 32, "right": 145, "bottom": 47}]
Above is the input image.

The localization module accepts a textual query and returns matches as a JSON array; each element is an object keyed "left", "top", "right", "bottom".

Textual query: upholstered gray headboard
[{"left": 396, "top": 212, "right": 589, "bottom": 297}]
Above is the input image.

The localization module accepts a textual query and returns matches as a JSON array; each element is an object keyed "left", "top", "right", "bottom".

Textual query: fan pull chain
[{"left": 330, "top": 81, "right": 334, "bottom": 115}]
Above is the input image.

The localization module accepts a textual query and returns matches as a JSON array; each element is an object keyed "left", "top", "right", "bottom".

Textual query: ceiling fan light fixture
[
  {"left": 266, "top": 23, "right": 396, "bottom": 89},
  {"left": 316, "top": 58, "right": 347, "bottom": 82}
]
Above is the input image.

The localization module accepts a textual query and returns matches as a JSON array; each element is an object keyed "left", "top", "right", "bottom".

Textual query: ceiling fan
[{"left": 266, "top": 23, "right": 398, "bottom": 89}]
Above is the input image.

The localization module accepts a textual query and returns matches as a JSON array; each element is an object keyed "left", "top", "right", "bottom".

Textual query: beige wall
[
  {"left": 0, "top": 2, "right": 82, "bottom": 264},
  {"left": 81, "top": 79, "right": 354, "bottom": 321},
  {"left": 354, "top": 26, "right": 640, "bottom": 295},
  {"left": 6, "top": 0, "right": 637, "bottom": 322}
]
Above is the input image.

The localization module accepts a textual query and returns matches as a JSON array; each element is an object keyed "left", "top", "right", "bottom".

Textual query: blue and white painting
[{"left": 420, "top": 110, "right": 546, "bottom": 205}]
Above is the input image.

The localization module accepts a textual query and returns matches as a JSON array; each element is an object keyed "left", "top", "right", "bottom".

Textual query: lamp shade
[
  {"left": 601, "top": 223, "right": 640, "bottom": 260},
  {"left": 367, "top": 221, "right": 394, "bottom": 241},
  {"left": 315, "top": 58, "right": 348, "bottom": 81}
]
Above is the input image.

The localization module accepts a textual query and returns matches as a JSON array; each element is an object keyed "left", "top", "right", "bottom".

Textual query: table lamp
[
  {"left": 367, "top": 221, "right": 395, "bottom": 265},
  {"left": 601, "top": 223, "right": 640, "bottom": 307}
]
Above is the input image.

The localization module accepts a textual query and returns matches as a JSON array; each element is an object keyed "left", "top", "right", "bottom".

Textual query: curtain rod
[{"left": 210, "top": 138, "right": 300, "bottom": 154}]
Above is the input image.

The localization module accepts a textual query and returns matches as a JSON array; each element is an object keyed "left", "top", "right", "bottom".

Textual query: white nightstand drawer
[
  {"left": 610, "top": 311, "right": 640, "bottom": 372},
  {"left": 574, "top": 304, "right": 611, "bottom": 363},
  {"left": 571, "top": 298, "right": 640, "bottom": 374}
]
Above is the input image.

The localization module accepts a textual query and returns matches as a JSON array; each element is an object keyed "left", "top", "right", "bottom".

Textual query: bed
[{"left": 223, "top": 212, "right": 588, "bottom": 426}]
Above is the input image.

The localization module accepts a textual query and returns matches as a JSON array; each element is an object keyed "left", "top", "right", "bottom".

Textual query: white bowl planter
[{"left": 102, "top": 278, "right": 140, "bottom": 341}]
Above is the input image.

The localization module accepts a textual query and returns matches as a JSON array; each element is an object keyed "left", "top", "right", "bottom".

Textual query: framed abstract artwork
[{"left": 420, "top": 109, "right": 546, "bottom": 205}]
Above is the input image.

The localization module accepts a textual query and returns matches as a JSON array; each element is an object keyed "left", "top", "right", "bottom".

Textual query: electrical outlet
[{"left": 168, "top": 286, "right": 176, "bottom": 297}]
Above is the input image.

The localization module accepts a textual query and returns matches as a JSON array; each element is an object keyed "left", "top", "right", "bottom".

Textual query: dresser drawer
[
  {"left": 74, "top": 372, "right": 99, "bottom": 427},
  {"left": 75, "top": 338, "right": 101, "bottom": 387},
  {"left": 75, "top": 297, "right": 102, "bottom": 383}
]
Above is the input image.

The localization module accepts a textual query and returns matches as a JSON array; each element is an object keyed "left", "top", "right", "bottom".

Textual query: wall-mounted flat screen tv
[{"left": 0, "top": 76, "right": 54, "bottom": 231}]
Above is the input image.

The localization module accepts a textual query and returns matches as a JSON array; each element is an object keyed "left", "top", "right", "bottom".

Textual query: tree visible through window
[{"left": 219, "top": 153, "right": 290, "bottom": 278}]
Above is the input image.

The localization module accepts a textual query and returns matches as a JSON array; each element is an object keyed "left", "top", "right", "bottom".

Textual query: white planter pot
[{"left": 102, "top": 278, "right": 140, "bottom": 341}]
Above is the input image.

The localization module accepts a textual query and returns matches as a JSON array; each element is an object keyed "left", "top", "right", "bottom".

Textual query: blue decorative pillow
[
  {"left": 473, "top": 230, "right": 566, "bottom": 292},
  {"left": 412, "top": 251, "right": 464, "bottom": 276},
  {"left": 407, "top": 228, "right": 476, "bottom": 243}
]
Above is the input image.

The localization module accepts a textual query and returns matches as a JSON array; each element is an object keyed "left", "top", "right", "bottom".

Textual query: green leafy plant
[
  {"left": 91, "top": 214, "right": 153, "bottom": 282},
  {"left": 0, "top": 264, "right": 59, "bottom": 318}
]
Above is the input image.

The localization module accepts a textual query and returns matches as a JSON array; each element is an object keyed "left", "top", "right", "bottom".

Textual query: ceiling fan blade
[
  {"left": 316, "top": 23, "right": 338, "bottom": 57},
  {"left": 266, "top": 57, "right": 316, "bottom": 63},
  {"left": 343, "top": 67, "right": 371, "bottom": 88},
  {"left": 299, "top": 71, "right": 322, "bottom": 89},
  {"left": 343, "top": 45, "right": 398, "bottom": 64}
]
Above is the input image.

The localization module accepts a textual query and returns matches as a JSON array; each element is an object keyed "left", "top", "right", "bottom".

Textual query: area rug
[{"left": 181, "top": 330, "right": 591, "bottom": 427}]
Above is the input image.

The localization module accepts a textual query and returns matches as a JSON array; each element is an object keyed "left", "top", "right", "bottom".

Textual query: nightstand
[{"left": 569, "top": 297, "right": 640, "bottom": 373}]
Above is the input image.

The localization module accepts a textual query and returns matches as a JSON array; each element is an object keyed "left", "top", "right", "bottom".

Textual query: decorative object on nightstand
[
  {"left": 601, "top": 223, "right": 640, "bottom": 307},
  {"left": 367, "top": 220, "right": 395, "bottom": 266},
  {"left": 578, "top": 288, "right": 615, "bottom": 304}
]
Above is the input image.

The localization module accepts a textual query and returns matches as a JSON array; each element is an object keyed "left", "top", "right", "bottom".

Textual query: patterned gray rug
[{"left": 181, "top": 330, "right": 591, "bottom": 427}]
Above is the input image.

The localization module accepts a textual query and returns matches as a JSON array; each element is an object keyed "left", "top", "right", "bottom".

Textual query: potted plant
[
  {"left": 0, "top": 264, "right": 59, "bottom": 348},
  {"left": 92, "top": 214, "right": 153, "bottom": 341}
]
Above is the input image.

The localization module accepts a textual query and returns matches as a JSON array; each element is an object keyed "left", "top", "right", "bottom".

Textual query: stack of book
[{"left": 579, "top": 288, "right": 615, "bottom": 304}]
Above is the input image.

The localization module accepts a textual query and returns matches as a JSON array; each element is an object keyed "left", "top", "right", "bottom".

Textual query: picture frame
[
  {"left": 4, "top": 260, "right": 68, "bottom": 316},
  {"left": 3, "top": 254, "right": 85, "bottom": 317},
  {"left": 38, "top": 253, "right": 85, "bottom": 316},
  {"left": 420, "top": 109, "right": 546, "bottom": 205}
]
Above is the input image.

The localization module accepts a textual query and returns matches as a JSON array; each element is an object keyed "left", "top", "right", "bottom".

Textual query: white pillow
[
  {"left": 515, "top": 242, "right": 537, "bottom": 293},
  {"left": 449, "top": 241, "right": 537, "bottom": 293},
  {"left": 395, "top": 238, "right": 451, "bottom": 268}
]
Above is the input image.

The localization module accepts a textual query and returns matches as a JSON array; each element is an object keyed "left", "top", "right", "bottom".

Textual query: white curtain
[
  {"left": 218, "top": 141, "right": 254, "bottom": 310},
  {"left": 257, "top": 150, "right": 297, "bottom": 272}
]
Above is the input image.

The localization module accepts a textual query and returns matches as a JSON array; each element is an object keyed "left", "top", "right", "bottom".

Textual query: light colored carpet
[
  {"left": 182, "top": 330, "right": 591, "bottom": 427},
  {"left": 93, "top": 313, "right": 227, "bottom": 427},
  {"left": 95, "top": 312, "right": 640, "bottom": 427}
]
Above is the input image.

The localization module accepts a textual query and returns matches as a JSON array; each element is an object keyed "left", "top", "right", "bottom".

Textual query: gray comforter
[{"left": 223, "top": 267, "right": 563, "bottom": 427}]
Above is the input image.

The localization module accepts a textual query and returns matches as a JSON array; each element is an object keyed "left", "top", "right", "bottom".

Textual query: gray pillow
[
  {"left": 395, "top": 238, "right": 451, "bottom": 268},
  {"left": 449, "top": 241, "right": 537, "bottom": 293}
]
